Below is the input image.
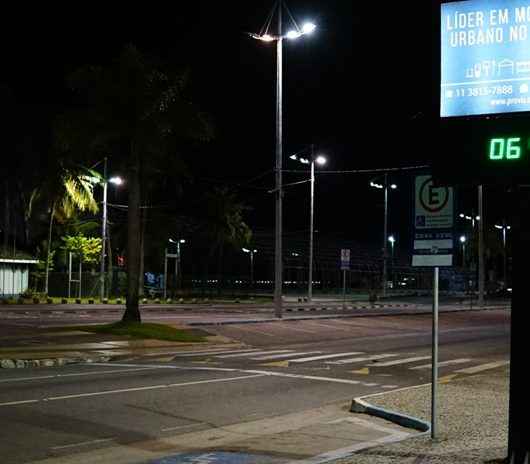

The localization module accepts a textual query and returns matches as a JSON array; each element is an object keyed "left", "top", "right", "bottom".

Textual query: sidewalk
[{"left": 338, "top": 366, "right": 509, "bottom": 463}]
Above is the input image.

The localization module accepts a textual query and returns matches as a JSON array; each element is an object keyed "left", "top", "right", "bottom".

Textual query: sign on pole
[
  {"left": 340, "top": 249, "right": 350, "bottom": 271},
  {"left": 412, "top": 175, "right": 455, "bottom": 267}
]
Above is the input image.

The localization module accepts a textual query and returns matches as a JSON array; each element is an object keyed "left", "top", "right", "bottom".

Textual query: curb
[
  {"left": 0, "top": 355, "right": 111, "bottom": 369},
  {"left": 351, "top": 393, "right": 431, "bottom": 433},
  {"left": 188, "top": 305, "right": 510, "bottom": 327}
]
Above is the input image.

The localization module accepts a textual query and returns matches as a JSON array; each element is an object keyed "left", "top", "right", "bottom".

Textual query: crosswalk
[{"left": 170, "top": 348, "right": 508, "bottom": 377}]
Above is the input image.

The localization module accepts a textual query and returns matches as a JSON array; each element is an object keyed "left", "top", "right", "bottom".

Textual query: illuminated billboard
[{"left": 441, "top": 0, "right": 530, "bottom": 117}]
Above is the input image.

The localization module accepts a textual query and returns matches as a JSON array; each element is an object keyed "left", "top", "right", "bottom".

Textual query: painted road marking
[
  {"left": 278, "top": 323, "right": 318, "bottom": 334},
  {"left": 454, "top": 360, "right": 509, "bottom": 375},
  {"left": 410, "top": 358, "right": 472, "bottom": 370},
  {"left": 371, "top": 356, "right": 431, "bottom": 367},
  {"left": 161, "top": 423, "right": 207, "bottom": 433},
  {"left": 289, "top": 352, "right": 365, "bottom": 363},
  {"left": 0, "top": 374, "right": 264, "bottom": 407},
  {"left": 252, "top": 351, "right": 322, "bottom": 361},
  {"left": 216, "top": 350, "right": 293, "bottom": 359},
  {"left": 51, "top": 438, "right": 115, "bottom": 450},
  {"left": 326, "top": 354, "right": 399, "bottom": 365},
  {"left": 178, "top": 349, "right": 261, "bottom": 357},
  {"left": 0, "top": 367, "right": 166, "bottom": 384}
]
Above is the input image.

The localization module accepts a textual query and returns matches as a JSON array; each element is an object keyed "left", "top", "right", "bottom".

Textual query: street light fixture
[
  {"left": 370, "top": 174, "right": 397, "bottom": 297},
  {"left": 243, "top": 248, "right": 258, "bottom": 289},
  {"left": 100, "top": 158, "right": 124, "bottom": 300},
  {"left": 289, "top": 145, "right": 327, "bottom": 302},
  {"left": 250, "top": 1, "right": 316, "bottom": 318}
]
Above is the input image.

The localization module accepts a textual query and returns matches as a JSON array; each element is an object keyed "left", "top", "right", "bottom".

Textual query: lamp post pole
[
  {"left": 100, "top": 157, "right": 108, "bottom": 301},
  {"left": 382, "top": 174, "right": 389, "bottom": 298},
  {"left": 274, "top": 3, "right": 284, "bottom": 318},
  {"left": 308, "top": 145, "right": 315, "bottom": 302},
  {"left": 478, "top": 185, "right": 485, "bottom": 306}
]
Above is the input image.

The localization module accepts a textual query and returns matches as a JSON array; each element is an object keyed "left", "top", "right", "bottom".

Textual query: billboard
[{"left": 441, "top": 0, "right": 530, "bottom": 117}]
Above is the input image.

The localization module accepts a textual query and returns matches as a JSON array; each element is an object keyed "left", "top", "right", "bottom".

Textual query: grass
[{"left": 70, "top": 322, "right": 208, "bottom": 343}]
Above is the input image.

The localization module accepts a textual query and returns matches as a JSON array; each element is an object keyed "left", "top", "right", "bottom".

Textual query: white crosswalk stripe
[
  {"left": 216, "top": 350, "right": 294, "bottom": 359},
  {"left": 326, "top": 354, "right": 399, "bottom": 365},
  {"left": 454, "top": 360, "right": 509, "bottom": 375},
  {"left": 252, "top": 351, "right": 323, "bottom": 361},
  {"left": 178, "top": 349, "right": 261, "bottom": 357},
  {"left": 289, "top": 352, "right": 365, "bottom": 363},
  {"left": 410, "top": 358, "right": 472, "bottom": 370},
  {"left": 371, "top": 356, "right": 432, "bottom": 367}
]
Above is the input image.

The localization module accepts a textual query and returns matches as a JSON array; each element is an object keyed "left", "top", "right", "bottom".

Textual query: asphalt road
[{"left": 0, "top": 309, "right": 510, "bottom": 464}]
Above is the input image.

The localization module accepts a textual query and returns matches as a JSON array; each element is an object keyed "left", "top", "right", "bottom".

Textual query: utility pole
[
  {"left": 478, "top": 185, "right": 485, "bottom": 306},
  {"left": 274, "top": 1, "right": 284, "bottom": 318},
  {"left": 100, "top": 157, "right": 108, "bottom": 301},
  {"left": 308, "top": 144, "right": 315, "bottom": 302}
]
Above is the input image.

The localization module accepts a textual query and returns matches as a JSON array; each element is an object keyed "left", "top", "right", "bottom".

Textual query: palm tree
[
  {"left": 55, "top": 45, "right": 212, "bottom": 322},
  {"left": 43, "top": 164, "right": 100, "bottom": 295}
]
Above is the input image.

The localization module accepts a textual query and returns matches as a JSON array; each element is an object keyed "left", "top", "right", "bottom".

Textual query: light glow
[
  {"left": 109, "top": 176, "right": 123, "bottom": 186},
  {"left": 315, "top": 155, "right": 327, "bottom": 166},
  {"left": 287, "top": 30, "right": 302, "bottom": 40},
  {"left": 302, "top": 22, "right": 316, "bottom": 34}
]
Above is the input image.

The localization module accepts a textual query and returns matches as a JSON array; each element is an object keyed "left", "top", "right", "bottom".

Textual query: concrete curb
[
  {"left": 0, "top": 355, "right": 111, "bottom": 369},
  {"left": 188, "top": 305, "right": 510, "bottom": 326},
  {"left": 351, "top": 392, "right": 431, "bottom": 433}
]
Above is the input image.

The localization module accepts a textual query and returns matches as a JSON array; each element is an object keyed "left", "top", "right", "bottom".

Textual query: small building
[{"left": 0, "top": 258, "right": 39, "bottom": 297}]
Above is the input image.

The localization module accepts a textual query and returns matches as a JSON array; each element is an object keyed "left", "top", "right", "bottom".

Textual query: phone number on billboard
[{"left": 449, "top": 86, "right": 513, "bottom": 98}]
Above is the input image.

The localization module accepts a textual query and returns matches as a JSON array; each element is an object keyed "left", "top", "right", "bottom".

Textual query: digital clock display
[{"left": 488, "top": 137, "right": 524, "bottom": 160}]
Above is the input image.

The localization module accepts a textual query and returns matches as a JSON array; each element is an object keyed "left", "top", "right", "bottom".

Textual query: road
[{"left": 0, "top": 308, "right": 510, "bottom": 463}]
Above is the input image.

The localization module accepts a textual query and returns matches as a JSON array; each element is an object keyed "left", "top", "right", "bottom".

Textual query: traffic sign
[
  {"left": 412, "top": 175, "right": 454, "bottom": 267},
  {"left": 340, "top": 249, "right": 350, "bottom": 270}
]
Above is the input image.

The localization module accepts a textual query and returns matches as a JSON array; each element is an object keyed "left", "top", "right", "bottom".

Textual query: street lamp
[
  {"left": 370, "top": 174, "right": 397, "bottom": 297},
  {"left": 289, "top": 146, "right": 327, "bottom": 302},
  {"left": 165, "top": 238, "right": 186, "bottom": 298},
  {"left": 250, "top": 1, "right": 316, "bottom": 318},
  {"left": 388, "top": 235, "right": 396, "bottom": 289},
  {"left": 495, "top": 222, "right": 511, "bottom": 288},
  {"left": 243, "top": 248, "right": 258, "bottom": 289},
  {"left": 100, "top": 157, "right": 124, "bottom": 300},
  {"left": 460, "top": 235, "right": 467, "bottom": 268}
]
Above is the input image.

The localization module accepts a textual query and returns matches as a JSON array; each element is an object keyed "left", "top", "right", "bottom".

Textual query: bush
[
  {"left": 155, "top": 298, "right": 161, "bottom": 304},
  {"left": 32, "top": 297, "right": 40, "bottom": 304},
  {"left": 102, "top": 298, "right": 109, "bottom": 304},
  {"left": 88, "top": 299, "right": 94, "bottom": 304},
  {"left": 61, "top": 298, "right": 68, "bottom": 304},
  {"left": 116, "top": 298, "right": 122, "bottom": 304},
  {"left": 47, "top": 298, "right": 53, "bottom": 304},
  {"left": 75, "top": 298, "right": 82, "bottom": 304},
  {"left": 17, "top": 298, "right": 24, "bottom": 305},
  {"left": 369, "top": 292, "right": 378, "bottom": 304}
]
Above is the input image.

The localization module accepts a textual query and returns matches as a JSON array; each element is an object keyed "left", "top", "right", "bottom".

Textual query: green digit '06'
[{"left": 489, "top": 137, "right": 522, "bottom": 160}]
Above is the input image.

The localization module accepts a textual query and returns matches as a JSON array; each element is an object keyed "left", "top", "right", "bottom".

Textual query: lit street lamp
[
  {"left": 165, "top": 238, "right": 186, "bottom": 298},
  {"left": 242, "top": 248, "right": 258, "bottom": 289},
  {"left": 495, "top": 222, "right": 511, "bottom": 288},
  {"left": 289, "top": 146, "right": 327, "bottom": 302},
  {"left": 460, "top": 235, "right": 467, "bottom": 268},
  {"left": 250, "top": 1, "right": 316, "bottom": 318},
  {"left": 370, "top": 174, "right": 397, "bottom": 297},
  {"left": 388, "top": 235, "right": 396, "bottom": 288},
  {"left": 100, "top": 157, "right": 124, "bottom": 300}
]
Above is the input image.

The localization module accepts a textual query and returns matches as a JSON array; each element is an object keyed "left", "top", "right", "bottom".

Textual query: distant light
[
  {"left": 370, "top": 181, "right": 384, "bottom": 189},
  {"left": 459, "top": 213, "right": 465, "bottom": 218},
  {"left": 302, "top": 22, "right": 316, "bottom": 34},
  {"left": 180, "top": 239, "right": 186, "bottom": 244},
  {"left": 465, "top": 216, "right": 472, "bottom": 221},
  {"left": 495, "top": 225, "right": 503, "bottom": 230},
  {"left": 388, "top": 235, "right": 396, "bottom": 243},
  {"left": 287, "top": 30, "right": 302, "bottom": 40},
  {"left": 315, "top": 155, "right": 327, "bottom": 166},
  {"left": 390, "top": 184, "right": 398, "bottom": 190},
  {"left": 109, "top": 176, "right": 123, "bottom": 186},
  {"left": 300, "top": 158, "right": 310, "bottom": 165},
  {"left": 289, "top": 154, "right": 298, "bottom": 161},
  {"left": 242, "top": 248, "right": 250, "bottom": 253},
  {"left": 476, "top": 216, "right": 481, "bottom": 221},
  {"left": 507, "top": 226, "right": 512, "bottom": 230},
  {"left": 253, "top": 249, "right": 258, "bottom": 253},
  {"left": 260, "top": 34, "right": 275, "bottom": 42},
  {"left": 460, "top": 236, "right": 466, "bottom": 243}
]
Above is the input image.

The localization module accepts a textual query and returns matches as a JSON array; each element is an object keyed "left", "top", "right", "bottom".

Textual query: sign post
[
  {"left": 340, "top": 249, "right": 350, "bottom": 310},
  {"left": 412, "top": 174, "right": 454, "bottom": 440}
]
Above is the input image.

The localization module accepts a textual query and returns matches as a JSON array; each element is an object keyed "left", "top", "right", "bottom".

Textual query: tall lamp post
[
  {"left": 388, "top": 235, "right": 396, "bottom": 288},
  {"left": 495, "top": 222, "right": 511, "bottom": 288},
  {"left": 289, "top": 147, "right": 327, "bottom": 302},
  {"left": 99, "top": 157, "right": 123, "bottom": 300},
  {"left": 250, "top": 2, "right": 316, "bottom": 318},
  {"left": 460, "top": 235, "right": 467, "bottom": 268},
  {"left": 243, "top": 248, "right": 258, "bottom": 289},
  {"left": 370, "top": 175, "right": 397, "bottom": 297}
]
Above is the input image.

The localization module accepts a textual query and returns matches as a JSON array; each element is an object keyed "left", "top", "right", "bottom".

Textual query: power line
[{"left": 282, "top": 164, "right": 430, "bottom": 175}]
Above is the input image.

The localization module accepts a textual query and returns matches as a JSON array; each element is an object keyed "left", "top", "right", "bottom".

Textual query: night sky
[{"left": 3, "top": 2, "right": 496, "bottom": 253}]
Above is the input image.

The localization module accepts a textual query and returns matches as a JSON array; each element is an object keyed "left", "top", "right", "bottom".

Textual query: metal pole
[
  {"left": 382, "top": 174, "right": 388, "bottom": 297},
  {"left": 68, "top": 252, "right": 72, "bottom": 299},
  {"left": 342, "top": 269, "right": 346, "bottom": 310},
  {"left": 503, "top": 222, "right": 508, "bottom": 288},
  {"left": 78, "top": 259, "right": 82, "bottom": 299},
  {"left": 174, "top": 247, "right": 178, "bottom": 299},
  {"left": 309, "top": 153, "right": 315, "bottom": 302},
  {"left": 163, "top": 248, "right": 168, "bottom": 300},
  {"left": 478, "top": 185, "right": 485, "bottom": 306},
  {"left": 177, "top": 241, "right": 182, "bottom": 291},
  {"left": 274, "top": 3, "right": 283, "bottom": 318},
  {"left": 250, "top": 251, "right": 254, "bottom": 289},
  {"left": 432, "top": 266, "right": 439, "bottom": 440},
  {"left": 100, "top": 157, "right": 108, "bottom": 300}
]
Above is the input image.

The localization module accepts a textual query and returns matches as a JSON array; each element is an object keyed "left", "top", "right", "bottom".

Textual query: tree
[
  {"left": 42, "top": 164, "right": 100, "bottom": 294},
  {"left": 61, "top": 234, "right": 102, "bottom": 266},
  {"left": 55, "top": 45, "right": 212, "bottom": 322}
]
